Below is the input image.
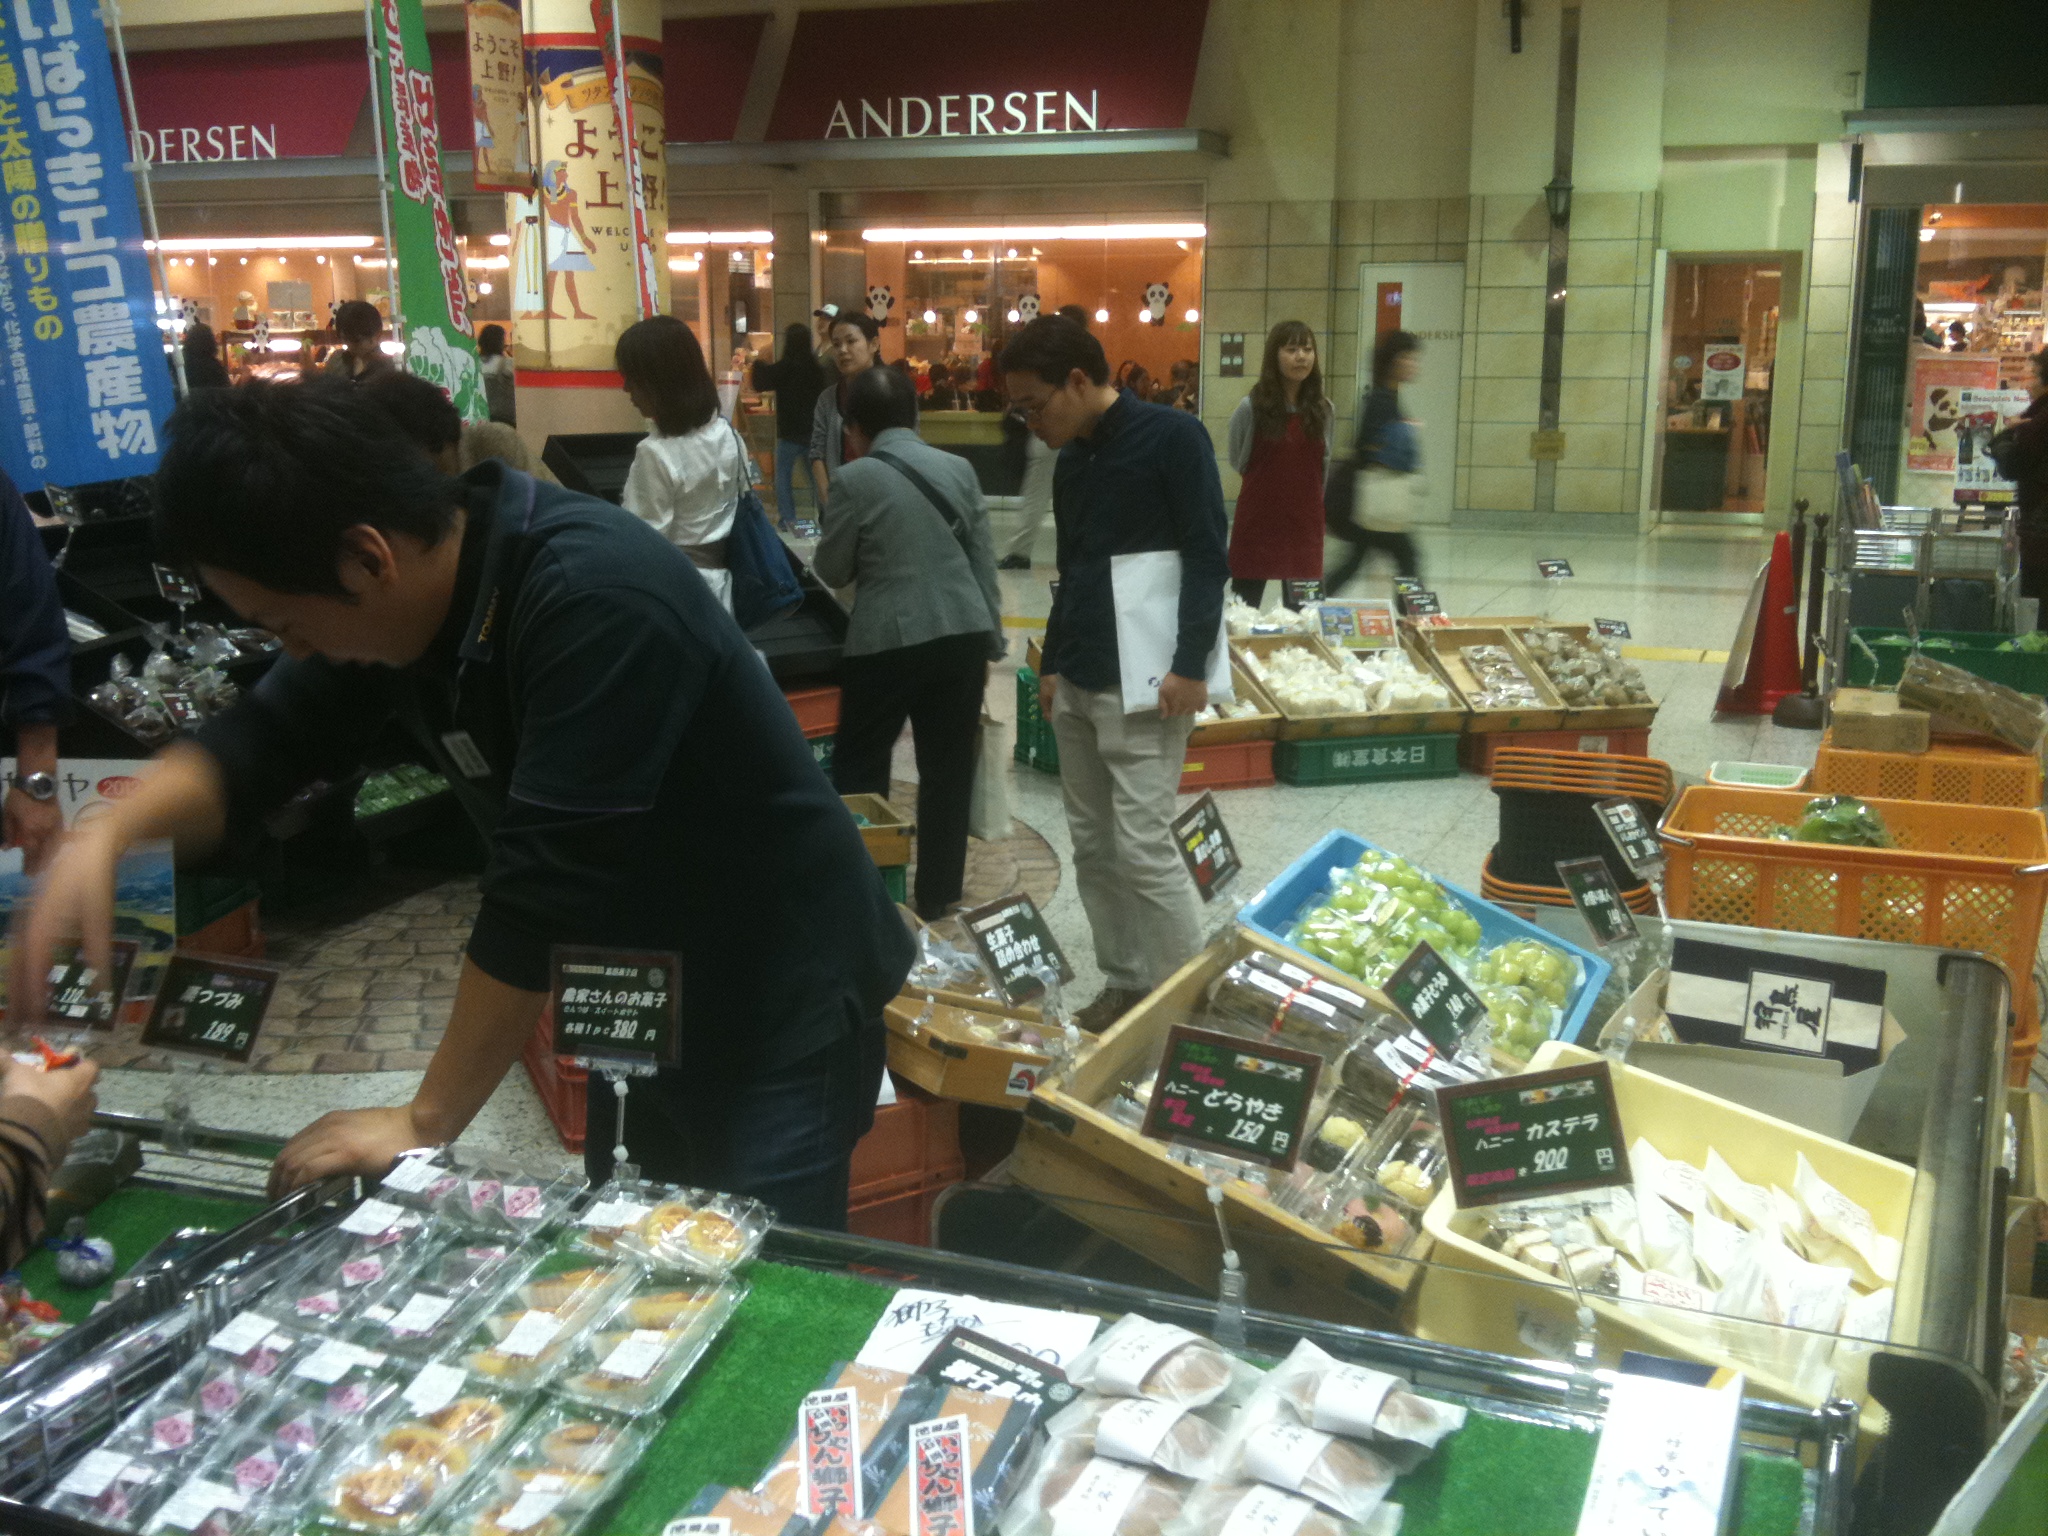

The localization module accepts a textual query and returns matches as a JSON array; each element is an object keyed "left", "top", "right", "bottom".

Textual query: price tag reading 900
[{"left": 1434, "top": 1062, "right": 1632, "bottom": 1209}]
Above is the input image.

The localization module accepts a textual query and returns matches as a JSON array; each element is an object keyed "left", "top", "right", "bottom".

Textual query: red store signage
[
  {"left": 763, "top": 0, "right": 1210, "bottom": 142},
  {"left": 124, "top": 39, "right": 371, "bottom": 163}
]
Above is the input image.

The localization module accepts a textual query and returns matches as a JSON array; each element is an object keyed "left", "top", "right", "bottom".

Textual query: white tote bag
[
  {"left": 1353, "top": 464, "right": 1422, "bottom": 533},
  {"left": 968, "top": 713, "right": 1011, "bottom": 841},
  {"left": 1109, "top": 550, "right": 1233, "bottom": 714}
]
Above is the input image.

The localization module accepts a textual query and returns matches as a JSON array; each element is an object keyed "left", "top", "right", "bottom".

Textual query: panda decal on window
[
  {"left": 866, "top": 285, "right": 895, "bottom": 324},
  {"left": 1016, "top": 293, "right": 1041, "bottom": 322},
  {"left": 1142, "top": 283, "right": 1173, "bottom": 326}
]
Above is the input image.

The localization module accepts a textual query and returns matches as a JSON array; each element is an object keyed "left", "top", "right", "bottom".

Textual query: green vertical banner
[{"left": 370, "top": 0, "right": 488, "bottom": 421}]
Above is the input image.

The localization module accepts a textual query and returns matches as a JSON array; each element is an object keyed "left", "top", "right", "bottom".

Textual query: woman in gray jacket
[{"left": 815, "top": 365, "right": 1005, "bottom": 919}]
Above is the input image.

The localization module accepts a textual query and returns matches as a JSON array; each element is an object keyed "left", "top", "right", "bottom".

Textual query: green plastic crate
[
  {"left": 1274, "top": 733, "right": 1460, "bottom": 786},
  {"left": 882, "top": 865, "right": 907, "bottom": 903},
  {"left": 809, "top": 733, "right": 835, "bottom": 773},
  {"left": 1014, "top": 667, "right": 1060, "bottom": 774},
  {"left": 1845, "top": 628, "right": 2048, "bottom": 695}
]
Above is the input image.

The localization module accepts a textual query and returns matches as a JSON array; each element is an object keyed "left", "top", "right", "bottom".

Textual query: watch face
[{"left": 14, "top": 773, "right": 56, "bottom": 801}]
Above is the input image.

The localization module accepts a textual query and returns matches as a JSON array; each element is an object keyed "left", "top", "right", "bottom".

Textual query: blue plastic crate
[{"left": 1237, "top": 829, "right": 1614, "bottom": 1046}]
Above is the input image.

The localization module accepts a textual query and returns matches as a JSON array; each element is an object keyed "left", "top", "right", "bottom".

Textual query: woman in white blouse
[{"left": 615, "top": 315, "right": 747, "bottom": 612}]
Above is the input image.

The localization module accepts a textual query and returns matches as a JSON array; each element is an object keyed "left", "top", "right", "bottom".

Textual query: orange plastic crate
[
  {"left": 785, "top": 685, "right": 842, "bottom": 737},
  {"left": 1811, "top": 731, "right": 2042, "bottom": 809},
  {"left": 1480, "top": 850, "right": 1658, "bottom": 915},
  {"left": 522, "top": 1009, "right": 589, "bottom": 1153},
  {"left": 1661, "top": 785, "right": 2048, "bottom": 1076},
  {"left": 1461, "top": 727, "right": 1650, "bottom": 776},
  {"left": 1180, "top": 738, "right": 1276, "bottom": 793}
]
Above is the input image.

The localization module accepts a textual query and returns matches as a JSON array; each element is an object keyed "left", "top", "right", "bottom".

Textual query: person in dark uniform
[{"left": 8, "top": 379, "right": 912, "bottom": 1227}]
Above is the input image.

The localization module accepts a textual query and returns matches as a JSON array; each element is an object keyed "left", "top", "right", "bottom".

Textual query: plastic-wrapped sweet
[
  {"left": 1044, "top": 1394, "right": 1233, "bottom": 1479},
  {"left": 349, "top": 1237, "right": 520, "bottom": 1360},
  {"left": 459, "top": 1250, "right": 635, "bottom": 1390},
  {"left": 1336, "top": 649, "right": 1455, "bottom": 713},
  {"left": 376, "top": 1151, "right": 581, "bottom": 1235},
  {"left": 1068, "top": 1316, "right": 1258, "bottom": 1408},
  {"left": 1264, "top": 1340, "right": 1467, "bottom": 1452},
  {"left": 1790, "top": 1153, "right": 1900, "bottom": 1289},
  {"left": 1240, "top": 645, "right": 1372, "bottom": 716},
  {"left": 38, "top": 1448, "right": 179, "bottom": 1528},
  {"left": 1226, "top": 597, "right": 1315, "bottom": 637},
  {"left": 755, "top": 1361, "right": 938, "bottom": 1515},
  {"left": 1219, "top": 1395, "right": 1401, "bottom": 1522},
  {"left": 102, "top": 1320, "right": 307, "bottom": 1467},
  {"left": 1516, "top": 626, "right": 1652, "bottom": 707},
  {"left": 1460, "top": 646, "right": 1544, "bottom": 709},
  {"left": 555, "top": 1275, "right": 745, "bottom": 1415},
  {"left": 1194, "top": 697, "right": 1264, "bottom": 725},
  {"left": 315, "top": 1382, "right": 527, "bottom": 1534},
  {"left": 1000, "top": 1440, "right": 1194, "bottom": 1536},
  {"left": 1204, "top": 953, "right": 1391, "bottom": 1064},
  {"left": 618, "top": 1190, "right": 771, "bottom": 1279},
  {"left": 1167, "top": 1482, "right": 1403, "bottom": 1536}
]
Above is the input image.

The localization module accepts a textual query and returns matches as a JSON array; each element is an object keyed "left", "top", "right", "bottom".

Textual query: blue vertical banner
[{"left": 0, "top": 0, "right": 176, "bottom": 490}]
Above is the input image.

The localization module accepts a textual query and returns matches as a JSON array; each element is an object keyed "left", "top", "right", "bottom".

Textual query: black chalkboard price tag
[
  {"left": 1171, "top": 793, "right": 1242, "bottom": 904},
  {"left": 46, "top": 940, "right": 140, "bottom": 1029},
  {"left": 152, "top": 564, "right": 201, "bottom": 607},
  {"left": 1383, "top": 941, "right": 1487, "bottom": 1051},
  {"left": 142, "top": 953, "right": 279, "bottom": 1062},
  {"left": 550, "top": 947, "right": 681, "bottom": 1067},
  {"left": 1434, "top": 1060, "right": 1631, "bottom": 1209},
  {"left": 963, "top": 894, "right": 1073, "bottom": 1006},
  {"left": 158, "top": 690, "right": 202, "bottom": 729},
  {"left": 1391, "top": 577, "right": 1423, "bottom": 595},
  {"left": 1593, "top": 618, "right": 1632, "bottom": 639},
  {"left": 1555, "top": 857, "right": 1641, "bottom": 950},
  {"left": 1537, "top": 558, "right": 1574, "bottom": 579},
  {"left": 1284, "top": 579, "right": 1323, "bottom": 607},
  {"left": 1141, "top": 1024, "right": 1322, "bottom": 1170},
  {"left": 1399, "top": 590, "right": 1443, "bottom": 618},
  {"left": 1594, "top": 797, "right": 1665, "bottom": 876}
]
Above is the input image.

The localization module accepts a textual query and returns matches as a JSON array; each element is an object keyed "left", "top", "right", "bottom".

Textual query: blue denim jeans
[
  {"left": 582, "top": 1016, "right": 886, "bottom": 1230},
  {"left": 774, "top": 436, "right": 807, "bottom": 527}
]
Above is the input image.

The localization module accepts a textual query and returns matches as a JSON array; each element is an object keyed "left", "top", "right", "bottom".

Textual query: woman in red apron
[{"left": 1227, "top": 320, "right": 1330, "bottom": 609}]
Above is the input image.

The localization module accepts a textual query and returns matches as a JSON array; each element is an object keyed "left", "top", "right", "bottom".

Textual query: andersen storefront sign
[{"left": 763, "top": 0, "right": 1210, "bottom": 142}]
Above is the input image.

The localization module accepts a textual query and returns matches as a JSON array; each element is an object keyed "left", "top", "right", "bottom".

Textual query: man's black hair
[
  {"left": 333, "top": 299, "right": 383, "bottom": 344},
  {"left": 154, "top": 377, "right": 460, "bottom": 597},
  {"left": 1055, "top": 303, "right": 1089, "bottom": 328},
  {"left": 997, "top": 315, "right": 1109, "bottom": 387},
  {"left": 361, "top": 369, "right": 463, "bottom": 457},
  {"left": 844, "top": 360, "right": 920, "bottom": 439}
]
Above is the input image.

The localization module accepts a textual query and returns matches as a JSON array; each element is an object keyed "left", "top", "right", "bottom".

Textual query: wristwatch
[{"left": 7, "top": 771, "right": 55, "bottom": 802}]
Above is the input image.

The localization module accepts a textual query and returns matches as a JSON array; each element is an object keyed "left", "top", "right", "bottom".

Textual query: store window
[
  {"left": 153, "top": 235, "right": 394, "bottom": 382},
  {"left": 1653, "top": 258, "right": 1781, "bottom": 515},
  {"left": 819, "top": 220, "right": 1205, "bottom": 411},
  {"left": 667, "top": 227, "right": 777, "bottom": 366},
  {"left": 1899, "top": 203, "right": 2045, "bottom": 510}
]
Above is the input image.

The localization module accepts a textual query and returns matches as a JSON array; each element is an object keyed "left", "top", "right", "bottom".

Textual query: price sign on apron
[
  {"left": 1436, "top": 1060, "right": 1631, "bottom": 1209},
  {"left": 963, "top": 894, "right": 1072, "bottom": 1007},
  {"left": 142, "top": 954, "right": 280, "bottom": 1062},
  {"left": 550, "top": 948, "right": 682, "bottom": 1067},
  {"left": 1555, "top": 858, "right": 1640, "bottom": 950},
  {"left": 1142, "top": 1023, "right": 1321, "bottom": 1170},
  {"left": 45, "top": 940, "right": 141, "bottom": 1029},
  {"left": 1383, "top": 941, "right": 1487, "bottom": 1051},
  {"left": 1594, "top": 797, "right": 1665, "bottom": 876},
  {"left": 1171, "top": 793, "right": 1242, "bottom": 904}
]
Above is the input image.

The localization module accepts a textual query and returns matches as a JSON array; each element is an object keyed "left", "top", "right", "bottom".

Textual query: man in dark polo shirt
[{"left": 8, "top": 380, "right": 912, "bottom": 1227}]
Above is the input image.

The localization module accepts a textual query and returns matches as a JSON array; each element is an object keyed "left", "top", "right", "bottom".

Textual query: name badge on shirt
[{"left": 441, "top": 731, "right": 493, "bottom": 780}]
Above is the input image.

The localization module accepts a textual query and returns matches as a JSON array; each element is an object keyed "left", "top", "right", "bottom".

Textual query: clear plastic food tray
[
  {"left": 309, "top": 1383, "right": 529, "bottom": 1535},
  {"left": 456, "top": 1249, "right": 637, "bottom": 1392},
  {"left": 348, "top": 1234, "right": 525, "bottom": 1362},
  {"left": 568, "top": 1177, "right": 672, "bottom": 1263},
  {"left": 612, "top": 1188, "right": 771, "bottom": 1280},
  {"left": 37, "top": 1447, "right": 180, "bottom": 1529},
  {"left": 377, "top": 1152, "right": 584, "bottom": 1236},
  {"left": 102, "top": 1315, "right": 310, "bottom": 1468},
  {"left": 271, "top": 1217, "right": 438, "bottom": 1327},
  {"left": 552, "top": 1275, "right": 745, "bottom": 1416},
  {"left": 435, "top": 1402, "right": 652, "bottom": 1536}
]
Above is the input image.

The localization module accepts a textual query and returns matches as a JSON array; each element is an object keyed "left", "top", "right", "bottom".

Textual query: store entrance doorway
[
  {"left": 1653, "top": 257, "right": 1783, "bottom": 518},
  {"left": 1355, "top": 262, "right": 1464, "bottom": 527}
]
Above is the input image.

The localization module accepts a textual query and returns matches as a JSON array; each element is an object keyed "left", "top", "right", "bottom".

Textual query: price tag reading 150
[
  {"left": 1434, "top": 1061, "right": 1631, "bottom": 1209},
  {"left": 1142, "top": 1024, "right": 1321, "bottom": 1170},
  {"left": 551, "top": 947, "right": 681, "bottom": 1067}
]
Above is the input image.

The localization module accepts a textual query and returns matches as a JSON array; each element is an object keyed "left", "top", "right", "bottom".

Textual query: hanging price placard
[
  {"left": 152, "top": 564, "right": 201, "bottom": 607},
  {"left": 1593, "top": 618, "right": 1632, "bottom": 639},
  {"left": 1594, "top": 797, "right": 1665, "bottom": 876},
  {"left": 142, "top": 954, "right": 279, "bottom": 1062},
  {"left": 1141, "top": 1024, "right": 1321, "bottom": 1170},
  {"left": 45, "top": 940, "right": 140, "bottom": 1029},
  {"left": 1171, "top": 793, "right": 1242, "bottom": 904},
  {"left": 1537, "top": 558, "right": 1574, "bottom": 579},
  {"left": 1554, "top": 857, "right": 1641, "bottom": 950},
  {"left": 550, "top": 947, "right": 681, "bottom": 1067},
  {"left": 1382, "top": 941, "right": 1486, "bottom": 1051},
  {"left": 1399, "top": 590, "right": 1443, "bottom": 618},
  {"left": 1436, "top": 1060, "right": 1630, "bottom": 1208},
  {"left": 963, "top": 894, "right": 1072, "bottom": 1007}
]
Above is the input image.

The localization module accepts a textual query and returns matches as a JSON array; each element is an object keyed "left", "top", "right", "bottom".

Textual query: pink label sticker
[
  {"left": 296, "top": 1290, "right": 342, "bottom": 1318},
  {"left": 245, "top": 1345, "right": 283, "bottom": 1379},
  {"left": 504, "top": 1185, "right": 543, "bottom": 1221},
  {"left": 341, "top": 1258, "right": 386, "bottom": 1287},
  {"left": 153, "top": 1410, "right": 196, "bottom": 1450},
  {"left": 326, "top": 1381, "right": 371, "bottom": 1415},
  {"left": 199, "top": 1377, "right": 241, "bottom": 1415},
  {"left": 467, "top": 1179, "right": 504, "bottom": 1213},
  {"left": 233, "top": 1453, "right": 280, "bottom": 1492},
  {"left": 275, "top": 1417, "right": 319, "bottom": 1452},
  {"left": 426, "top": 1174, "right": 461, "bottom": 1202}
]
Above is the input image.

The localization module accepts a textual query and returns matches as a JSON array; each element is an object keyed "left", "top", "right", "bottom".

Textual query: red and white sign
[
  {"left": 1700, "top": 344, "right": 1746, "bottom": 402},
  {"left": 124, "top": 40, "right": 370, "bottom": 162},
  {"left": 763, "top": 0, "right": 1210, "bottom": 142}
]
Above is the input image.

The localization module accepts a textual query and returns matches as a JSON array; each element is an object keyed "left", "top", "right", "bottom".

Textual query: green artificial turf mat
[
  {"left": 16, "top": 1185, "right": 262, "bottom": 1322},
  {"left": 599, "top": 1260, "right": 898, "bottom": 1536}
]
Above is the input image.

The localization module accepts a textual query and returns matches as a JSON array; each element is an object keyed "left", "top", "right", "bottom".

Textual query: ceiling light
[
  {"left": 207, "top": 257, "right": 217, "bottom": 265},
  {"left": 1006, "top": 247, "right": 1017, "bottom": 258},
  {"left": 964, "top": 309, "right": 979, "bottom": 323},
  {"left": 147, "top": 235, "right": 378, "bottom": 252},
  {"left": 923, "top": 308, "right": 937, "bottom": 324},
  {"left": 667, "top": 258, "right": 700, "bottom": 272},
  {"left": 664, "top": 229, "right": 774, "bottom": 245},
  {"left": 1006, "top": 308, "right": 1020, "bottom": 322},
  {"left": 489, "top": 233, "right": 510, "bottom": 247},
  {"left": 316, "top": 255, "right": 326, "bottom": 265},
  {"left": 1094, "top": 307, "right": 1109, "bottom": 323},
  {"left": 477, "top": 281, "right": 493, "bottom": 295},
  {"left": 239, "top": 257, "right": 247, "bottom": 265},
  {"left": 962, "top": 248, "right": 972, "bottom": 258},
  {"left": 1184, "top": 308, "right": 1200, "bottom": 323},
  {"left": 863, "top": 223, "right": 1206, "bottom": 243},
  {"left": 913, "top": 249, "right": 924, "bottom": 259}
]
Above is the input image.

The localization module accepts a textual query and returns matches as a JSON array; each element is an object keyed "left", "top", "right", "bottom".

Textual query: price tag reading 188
[
  {"left": 1434, "top": 1060, "right": 1632, "bottom": 1209},
  {"left": 550, "top": 947, "right": 681, "bottom": 1067},
  {"left": 142, "top": 954, "right": 279, "bottom": 1062},
  {"left": 1382, "top": 941, "right": 1487, "bottom": 1051},
  {"left": 1554, "top": 857, "right": 1641, "bottom": 950}
]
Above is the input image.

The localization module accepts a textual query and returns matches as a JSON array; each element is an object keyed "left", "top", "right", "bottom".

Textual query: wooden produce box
[
  {"left": 1189, "top": 663, "right": 1284, "bottom": 748},
  {"left": 1512, "top": 622, "right": 1659, "bottom": 733},
  {"left": 1416, "top": 625, "right": 1569, "bottom": 733},
  {"left": 1234, "top": 633, "right": 1468, "bottom": 742},
  {"left": 842, "top": 794, "right": 913, "bottom": 867},
  {"left": 884, "top": 993, "right": 1055, "bottom": 1108},
  {"left": 1012, "top": 930, "right": 1427, "bottom": 1330}
]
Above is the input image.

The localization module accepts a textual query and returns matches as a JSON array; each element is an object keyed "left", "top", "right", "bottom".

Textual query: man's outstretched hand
[{"left": 268, "top": 1105, "right": 433, "bottom": 1199}]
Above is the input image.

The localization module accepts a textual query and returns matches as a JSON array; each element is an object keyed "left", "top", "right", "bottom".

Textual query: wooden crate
[
  {"left": 1511, "top": 623, "right": 1659, "bottom": 733},
  {"left": 1012, "top": 930, "right": 1427, "bottom": 1330},
  {"left": 1188, "top": 664, "right": 1284, "bottom": 748},
  {"left": 1416, "top": 625, "right": 1568, "bottom": 733},
  {"left": 1233, "top": 634, "right": 1468, "bottom": 742},
  {"left": 842, "top": 793, "right": 913, "bottom": 867},
  {"left": 885, "top": 995, "right": 1055, "bottom": 1108}
]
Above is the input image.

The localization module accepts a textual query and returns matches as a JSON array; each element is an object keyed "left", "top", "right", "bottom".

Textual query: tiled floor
[{"left": 97, "top": 514, "right": 1865, "bottom": 1158}]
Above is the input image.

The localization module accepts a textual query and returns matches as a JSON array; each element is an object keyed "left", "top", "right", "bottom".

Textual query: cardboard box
[
  {"left": 884, "top": 994, "right": 1053, "bottom": 1109},
  {"left": 1829, "top": 690, "right": 1932, "bottom": 754}
]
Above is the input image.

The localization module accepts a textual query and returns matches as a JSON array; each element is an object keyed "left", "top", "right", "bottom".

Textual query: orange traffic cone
[{"left": 1716, "top": 531, "right": 1804, "bottom": 716}]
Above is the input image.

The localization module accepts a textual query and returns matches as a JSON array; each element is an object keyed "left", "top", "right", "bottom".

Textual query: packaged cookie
[
  {"left": 555, "top": 1276, "right": 746, "bottom": 1415},
  {"left": 441, "top": 1400, "right": 653, "bottom": 1536},
  {"left": 755, "top": 1361, "right": 941, "bottom": 1519},
  {"left": 1263, "top": 1341, "right": 1466, "bottom": 1453},
  {"left": 1219, "top": 1397, "right": 1400, "bottom": 1523},
  {"left": 1044, "top": 1394, "right": 1231, "bottom": 1480},
  {"left": 571, "top": 1178, "right": 674, "bottom": 1259},
  {"left": 1067, "top": 1316, "right": 1255, "bottom": 1409},
  {"left": 37, "top": 1448, "right": 178, "bottom": 1529},
  {"left": 999, "top": 1438, "right": 1193, "bottom": 1536},
  {"left": 315, "top": 1383, "right": 525, "bottom": 1535},
  {"left": 349, "top": 1235, "right": 522, "bottom": 1362},
  {"left": 1166, "top": 1482, "right": 1405, "bottom": 1536},
  {"left": 867, "top": 1388, "right": 1040, "bottom": 1536},
  {"left": 619, "top": 1191, "right": 772, "bottom": 1279},
  {"left": 459, "top": 1249, "right": 635, "bottom": 1391},
  {"left": 271, "top": 1218, "right": 434, "bottom": 1326}
]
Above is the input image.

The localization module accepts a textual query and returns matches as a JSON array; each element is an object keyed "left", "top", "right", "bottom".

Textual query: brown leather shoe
[{"left": 1073, "top": 987, "right": 1146, "bottom": 1034}]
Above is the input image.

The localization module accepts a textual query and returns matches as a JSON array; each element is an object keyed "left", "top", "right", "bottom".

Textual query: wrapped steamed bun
[{"left": 1068, "top": 1317, "right": 1256, "bottom": 1410}]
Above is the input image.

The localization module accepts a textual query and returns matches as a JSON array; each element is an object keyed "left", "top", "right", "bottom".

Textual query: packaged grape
[
  {"left": 997, "top": 1438, "right": 1193, "bottom": 1536},
  {"left": 1218, "top": 1395, "right": 1401, "bottom": 1522},
  {"left": 1067, "top": 1316, "right": 1257, "bottom": 1409},
  {"left": 866, "top": 1387, "right": 1041, "bottom": 1536},
  {"left": 554, "top": 1274, "right": 745, "bottom": 1415},
  {"left": 378, "top": 1150, "right": 581, "bottom": 1236},
  {"left": 570, "top": 1177, "right": 674, "bottom": 1260},
  {"left": 349, "top": 1235, "right": 523, "bottom": 1362},
  {"left": 1263, "top": 1340, "right": 1466, "bottom": 1453},
  {"left": 38, "top": 1448, "right": 179, "bottom": 1529},
  {"left": 441, "top": 1401, "right": 652, "bottom": 1535},
  {"left": 1790, "top": 1153, "right": 1900, "bottom": 1290},
  {"left": 1166, "top": 1481, "right": 1404, "bottom": 1536},
  {"left": 454, "top": 1246, "right": 635, "bottom": 1390},
  {"left": 617, "top": 1189, "right": 771, "bottom": 1279},
  {"left": 755, "top": 1362, "right": 940, "bottom": 1517},
  {"left": 1043, "top": 1393, "right": 1233, "bottom": 1479},
  {"left": 674, "top": 1483, "right": 887, "bottom": 1536}
]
